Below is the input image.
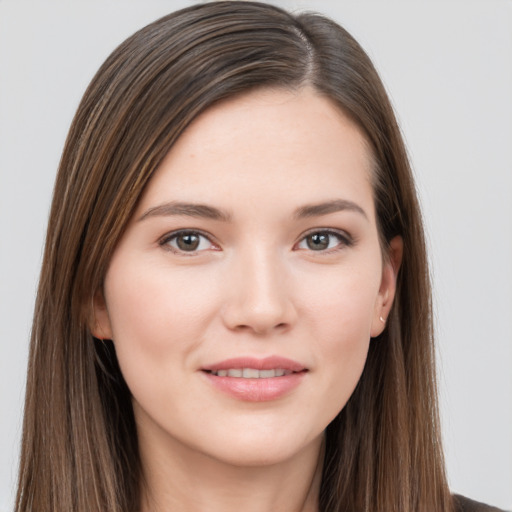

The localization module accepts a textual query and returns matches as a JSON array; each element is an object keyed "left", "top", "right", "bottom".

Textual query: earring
[{"left": 379, "top": 316, "right": 385, "bottom": 323}]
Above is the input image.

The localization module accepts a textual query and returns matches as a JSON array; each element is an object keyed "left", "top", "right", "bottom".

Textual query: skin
[{"left": 94, "top": 87, "right": 402, "bottom": 512}]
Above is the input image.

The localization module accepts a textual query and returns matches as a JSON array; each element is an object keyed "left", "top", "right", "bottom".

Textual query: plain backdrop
[{"left": 1, "top": 1, "right": 511, "bottom": 510}]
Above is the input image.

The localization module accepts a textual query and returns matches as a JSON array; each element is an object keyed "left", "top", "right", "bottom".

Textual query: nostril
[
  {"left": 221, "top": 291, "right": 297, "bottom": 334},
  {"left": 232, "top": 322, "right": 289, "bottom": 335}
]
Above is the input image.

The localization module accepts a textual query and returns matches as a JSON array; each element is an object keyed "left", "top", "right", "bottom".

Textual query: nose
[{"left": 221, "top": 247, "right": 297, "bottom": 335}]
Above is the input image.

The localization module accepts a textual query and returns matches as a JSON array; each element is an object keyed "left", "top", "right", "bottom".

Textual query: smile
[
  {"left": 207, "top": 368, "right": 293, "bottom": 378},
  {"left": 201, "top": 356, "right": 307, "bottom": 401}
]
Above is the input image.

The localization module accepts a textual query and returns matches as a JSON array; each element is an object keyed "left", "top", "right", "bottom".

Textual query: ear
[
  {"left": 90, "top": 289, "right": 113, "bottom": 340},
  {"left": 370, "top": 236, "right": 403, "bottom": 338}
]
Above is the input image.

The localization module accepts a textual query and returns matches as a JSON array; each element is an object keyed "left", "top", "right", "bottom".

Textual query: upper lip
[{"left": 202, "top": 356, "right": 306, "bottom": 372}]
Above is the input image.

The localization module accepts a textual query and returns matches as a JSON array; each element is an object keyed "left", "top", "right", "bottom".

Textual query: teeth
[
  {"left": 212, "top": 368, "right": 292, "bottom": 378},
  {"left": 243, "top": 368, "right": 259, "bottom": 378}
]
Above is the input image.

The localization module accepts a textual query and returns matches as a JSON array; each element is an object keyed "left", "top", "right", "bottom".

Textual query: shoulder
[{"left": 453, "top": 494, "right": 508, "bottom": 512}]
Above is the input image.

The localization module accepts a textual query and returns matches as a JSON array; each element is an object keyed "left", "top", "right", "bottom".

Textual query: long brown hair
[{"left": 16, "top": 2, "right": 453, "bottom": 511}]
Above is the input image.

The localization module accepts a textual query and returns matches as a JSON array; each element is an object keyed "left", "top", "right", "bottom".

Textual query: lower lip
[{"left": 202, "top": 371, "right": 306, "bottom": 402}]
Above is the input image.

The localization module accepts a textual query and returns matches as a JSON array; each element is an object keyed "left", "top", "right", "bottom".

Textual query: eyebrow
[
  {"left": 138, "top": 198, "right": 367, "bottom": 223},
  {"left": 138, "top": 201, "right": 232, "bottom": 222},
  {"left": 293, "top": 199, "right": 368, "bottom": 220}
]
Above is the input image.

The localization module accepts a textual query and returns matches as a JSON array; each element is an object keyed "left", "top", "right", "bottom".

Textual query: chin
[
  {"left": 205, "top": 436, "right": 321, "bottom": 468},
  {"left": 194, "top": 420, "right": 325, "bottom": 468}
]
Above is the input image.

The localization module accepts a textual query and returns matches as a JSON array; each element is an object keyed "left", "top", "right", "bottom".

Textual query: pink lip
[
  {"left": 202, "top": 356, "right": 306, "bottom": 372},
  {"left": 201, "top": 356, "right": 307, "bottom": 402}
]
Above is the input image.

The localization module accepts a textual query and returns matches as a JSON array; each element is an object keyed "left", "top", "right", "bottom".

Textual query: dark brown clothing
[{"left": 454, "top": 494, "right": 508, "bottom": 512}]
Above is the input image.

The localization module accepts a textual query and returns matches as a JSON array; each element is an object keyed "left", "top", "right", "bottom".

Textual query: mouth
[
  {"left": 201, "top": 356, "right": 307, "bottom": 401},
  {"left": 205, "top": 368, "right": 295, "bottom": 378},
  {"left": 201, "top": 356, "right": 306, "bottom": 376}
]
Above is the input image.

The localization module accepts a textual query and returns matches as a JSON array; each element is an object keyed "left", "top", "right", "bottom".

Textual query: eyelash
[
  {"left": 159, "top": 230, "right": 218, "bottom": 256},
  {"left": 159, "top": 229, "right": 353, "bottom": 255},
  {"left": 295, "top": 229, "right": 353, "bottom": 253}
]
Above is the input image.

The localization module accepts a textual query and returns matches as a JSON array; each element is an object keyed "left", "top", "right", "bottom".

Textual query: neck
[{"left": 138, "top": 424, "right": 324, "bottom": 512}]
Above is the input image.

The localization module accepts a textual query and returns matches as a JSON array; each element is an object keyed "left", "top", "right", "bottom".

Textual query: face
[{"left": 94, "top": 88, "right": 400, "bottom": 468}]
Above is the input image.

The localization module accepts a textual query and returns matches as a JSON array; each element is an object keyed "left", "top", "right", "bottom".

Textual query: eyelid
[
  {"left": 294, "top": 228, "right": 354, "bottom": 252},
  {"left": 159, "top": 229, "right": 220, "bottom": 255}
]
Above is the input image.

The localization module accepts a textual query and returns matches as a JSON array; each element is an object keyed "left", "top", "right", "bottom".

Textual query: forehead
[{"left": 137, "top": 87, "right": 375, "bottom": 221}]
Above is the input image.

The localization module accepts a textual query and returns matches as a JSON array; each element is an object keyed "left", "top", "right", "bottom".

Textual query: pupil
[
  {"left": 177, "top": 234, "right": 199, "bottom": 251},
  {"left": 307, "top": 233, "right": 329, "bottom": 250}
]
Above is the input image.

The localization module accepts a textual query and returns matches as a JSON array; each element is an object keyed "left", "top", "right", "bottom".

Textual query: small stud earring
[{"left": 379, "top": 316, "right": 385, "bottom": 323}]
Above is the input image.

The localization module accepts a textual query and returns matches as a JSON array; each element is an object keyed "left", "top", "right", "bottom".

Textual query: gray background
[{"left": 1, "top": 1, "right": 511, "bottom": 510}]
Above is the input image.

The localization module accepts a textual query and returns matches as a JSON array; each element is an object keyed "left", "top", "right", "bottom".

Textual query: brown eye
[
  {"left": 297, "top": 230, "right": 352, "bottom": 252},
  {"left": 162, "top": 231, "right": 214, "bottom": 253},
  {"left": 177, "top": 233, "right": 200, "bottom": 251},
  {"left": 306, "top": 233, "right": 330, "bottom": 250}
]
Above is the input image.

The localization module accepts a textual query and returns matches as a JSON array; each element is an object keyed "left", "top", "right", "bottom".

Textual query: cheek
[
  {"left": 106, "top": 257, "right": 217, "bottom": 338},
  {"left": 102, "top": 257, "right": 226, "bottom": 433},
  {"left": 102, "top": 257, "right": 222, "bottom": 385},
  {"left": 299, "top": 259, "right": 381, "bottom": 343},
  {"left": 297, "top": 261, "right": 381, "bottom": 409}
]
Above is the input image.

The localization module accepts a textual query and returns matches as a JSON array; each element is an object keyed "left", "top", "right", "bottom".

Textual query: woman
[{"left": 13, "top": 2, "right": 505, "bottom": 511}]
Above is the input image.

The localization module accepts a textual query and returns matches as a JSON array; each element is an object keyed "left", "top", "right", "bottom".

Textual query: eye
[
  {"left": 296, "top": 230, "right": 352, "bottom": 252},
  {"left": 160, "top": 230, "right": 217, "bottom": 254}
]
